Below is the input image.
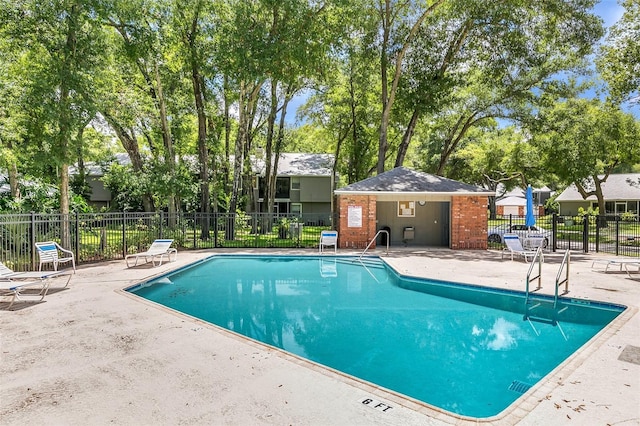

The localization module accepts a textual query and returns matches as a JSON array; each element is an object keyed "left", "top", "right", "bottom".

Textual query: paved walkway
[{"left": 1, "top": 248, "right": 638, "bottom": 425}]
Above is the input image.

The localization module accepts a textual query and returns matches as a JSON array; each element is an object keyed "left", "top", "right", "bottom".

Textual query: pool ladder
[
  {"left": 524, "top": 249, "right": 570, "bottom": 337},
  {"left": 359, "top": 229, "right": 389, "bottom": 260}
]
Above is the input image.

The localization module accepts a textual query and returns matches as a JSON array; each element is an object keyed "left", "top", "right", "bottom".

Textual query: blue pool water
[{"left": 128, "top": 255, "right": 624, "bottom": 418}]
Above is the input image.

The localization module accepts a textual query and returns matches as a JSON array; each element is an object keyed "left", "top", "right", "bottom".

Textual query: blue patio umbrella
[{"left": 525, "top": 185, "right": 536, "bottom": 229}]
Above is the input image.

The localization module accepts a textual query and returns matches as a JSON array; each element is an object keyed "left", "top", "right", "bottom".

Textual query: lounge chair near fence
[
  {"left": 0, "top": 261, "right": 72, "bottom": 308},
  {"left": 125, "top": 239, "right": 177, "bottom": 268},
  {"left": 621, "top": 261, "right": 640, "bottom": 278},
  {"left": 501, "top": 233, "right": 540, "bottom": 262},
  {"left": 35, "top": 241, "right": 76, "bottom": 272},
  {"left": 591, "top": 258, "right": 640, "bottom": 274}
]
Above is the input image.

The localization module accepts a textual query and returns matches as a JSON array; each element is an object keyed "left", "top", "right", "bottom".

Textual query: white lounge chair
[
  {"left": 125, "top": 239, "right": 177, "bottom": 267},
  {"left": 0, "top": 280, "right": 49, "bottom": 309},
  {"left": 319, "top": 230, "right": 338, "bottom": 253},
  {"left": 501, "top": 233, "right": 540, "bottom": 262},
  {"left": 591, "top": 258, "right": 640, "bottom": 273},
  {"left": 623, "top": 262, "right": 640, "bottom": 278},
  {"left": 35, "top": 241, "right": 76, "bottom": 272},
  {"left": 0, "top": 261, "right": 71, "bottom": 308}
]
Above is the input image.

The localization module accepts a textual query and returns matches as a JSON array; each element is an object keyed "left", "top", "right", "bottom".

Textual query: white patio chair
[
  {"left": 35, "top": 241, "right": 76, "bottom": 272},
  {"left": 319, "top": 230, "right": 338, "bottom": 253}
]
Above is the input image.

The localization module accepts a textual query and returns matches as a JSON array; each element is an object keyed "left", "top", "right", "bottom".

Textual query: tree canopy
[{"left": 0, "top": 0, "right": 637, "bottom": 222}]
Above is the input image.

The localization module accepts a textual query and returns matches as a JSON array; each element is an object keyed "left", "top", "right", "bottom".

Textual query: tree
[
  {"left": 375, "top": 0, "right": 445, "bottom": 174},
  {"left": 173, "top": 0, "right": 217, "bottom": 237},
  {"left": 598, "top": 0, "right": 640, "bottom": 105},
  {"left": 1, "top": 0, "right": 106, "bottom": 246},
  {"left": 532, "top": 99, "right": 640, "bottom": 224},
  {"left": 298, "top": 9, "right": 381, "bottom": 185},
  {"left": 99, "top": 0, "right": 185, "bottom": 220},
  {"left": 395, "top": 0, "right": 604, "bottom": 174},
  {"left": 452, "top": 126, "right": 540, "bottom": 218}
]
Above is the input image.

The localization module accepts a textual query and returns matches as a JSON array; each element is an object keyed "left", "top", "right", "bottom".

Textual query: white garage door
[{"left": 503, "top": 206, "right": 519, "bottom": 216}]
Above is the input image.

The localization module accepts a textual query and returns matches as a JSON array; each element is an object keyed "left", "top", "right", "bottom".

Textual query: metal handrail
[
  {"left": 554, "top": 250, "right": 570, "bottom": 308},
  {"left": 525, "top": 246, "right": 544, "bottom": 298},
  {"left": 359, "top": 230, "right": 389, "bottom": 260}
]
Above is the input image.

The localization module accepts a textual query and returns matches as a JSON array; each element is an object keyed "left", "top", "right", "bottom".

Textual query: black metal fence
[
  {"left": 488, "top": 214, "right": 640, "bottom": 257},
  {"left": 3, "top": 211, "right": 639, "bottom": 272},
  {"left": 0, "top": 212, "right": 335, "bottom": 271}
]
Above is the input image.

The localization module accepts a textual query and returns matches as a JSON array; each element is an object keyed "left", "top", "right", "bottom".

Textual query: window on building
[
  {"left": 258, "top": 176, "right": 291, "bottom": 199},
  {"left": 291, "top": 177, "right": 300, "bottom": 190},
  {"left": 604, "top": 201, "right": 615, "bottom": 215},
  {"left": 275, "top": 177, "right": 290, "bottom": 198},
  {"left": 291, "top": 203, "right": 302, "bottom": 215}
]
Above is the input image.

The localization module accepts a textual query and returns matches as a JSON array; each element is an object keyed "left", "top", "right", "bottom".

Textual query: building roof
[
  {"left": 69, "top": 153, "right": 131, "bottom": 177},
  {"left": 334, "top": 167, "right": 493, "bottom": 196},
  {"left": 495, "top": 196, "right": 527, "bottom": 206},
  {"left": 71, "top": 153, "right": 334, "bottom": 178},
  {"left": 252, "top": 153, "right": 334, "bottom": 177},
  {"left": 555, "top": 173, "right": 640, "bottom": 202}
]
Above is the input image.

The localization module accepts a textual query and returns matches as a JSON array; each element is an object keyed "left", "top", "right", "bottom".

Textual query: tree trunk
[
  {"left": 190, "top": 49, "right": 210, "bottom": 239},
  {"left": 103, "top": 114, "right": 155, "bottom": 211},
  {"left": 154, "top": 64, "right": 177, "bottom": 223},
  {"left": 265, "top": 81, "right": 278, "bottom": 216},
  {"left": 376, "top": 0, "right": 444, "bottom": 174},
  {"left": 5, "top": 140, "right": 20, "bottom": 198},
  {"left": 395, "top": 108, "right": 420, "bottom": 168}
]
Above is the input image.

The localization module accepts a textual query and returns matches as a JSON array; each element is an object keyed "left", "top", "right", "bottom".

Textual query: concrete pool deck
[{"left": 1, "top": 248, "right": 638, "bottom": 425}]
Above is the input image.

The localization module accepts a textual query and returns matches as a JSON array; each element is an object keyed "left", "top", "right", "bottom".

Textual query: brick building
[{"left": 333, "top": 167, "right": 494, "bottom": 250}]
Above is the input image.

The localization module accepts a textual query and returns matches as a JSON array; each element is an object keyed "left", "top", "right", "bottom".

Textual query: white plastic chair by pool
[
  {"left": 125, "top": 239, "right": 177, "bottom": 268},
  {"left": 319, "top": 230, "right": 338, "bottom": 254},
  {"left": 35, "top": 241, "right": 76, "bottom": 272}
]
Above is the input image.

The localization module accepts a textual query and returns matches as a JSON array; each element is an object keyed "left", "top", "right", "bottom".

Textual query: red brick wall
[
  {"left": 450, "top": 196, "right": 488, "bottom": 249},
  {"left": 336, "top": 195, "right": 377, "bottom": 249}
]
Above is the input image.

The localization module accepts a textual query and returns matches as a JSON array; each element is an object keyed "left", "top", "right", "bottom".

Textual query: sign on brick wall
[{"left": 348, "top": 205, "right": 362, "bottom": 227}]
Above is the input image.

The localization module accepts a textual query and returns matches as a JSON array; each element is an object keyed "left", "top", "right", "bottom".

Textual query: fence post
[
  {"left": 159, "top": 211, "right": 164, "bottom": 239},
  {"left": 582, "top": 215, "right": 589, "bottom": 253},
  {"left": 615, "top": 215, "right": 620, "bottom": 256},
  {"left": 122, "top": 211, "right": 127, "bottom": 258},
  {"left": 75, "top": 212, "right": 80, "bottom": 263},
  {"left": 595, "top": 215, "right": 600, "bottom": 253},
  {"left": 214, "top": 213, "right": 218, "bottom": 248},
  {"left": 30, "top": 211, "right": 36, "bottom": 270},
  {"left": 552, "top": 213, "right": 557, "bottom": 253},
  {"left": 193, "top": 212, "right": 197, "bottom": 249}
]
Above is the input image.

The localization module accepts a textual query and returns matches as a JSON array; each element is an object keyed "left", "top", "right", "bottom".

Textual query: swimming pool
[{"left": 127, "top": 255, "right": 625, "bottom": 418}]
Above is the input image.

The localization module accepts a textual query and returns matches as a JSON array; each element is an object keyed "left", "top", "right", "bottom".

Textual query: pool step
[
  {"left": 524, "top": 297, "right": 559, "bottom": 326},
  {"left": 526, "top": 315, "right": 556, "bottom": 326}
]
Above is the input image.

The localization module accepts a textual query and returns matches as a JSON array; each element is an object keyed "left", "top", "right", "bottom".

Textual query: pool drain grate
[{"left": 508, "top": 380, "right": 532, "bottom": 394}]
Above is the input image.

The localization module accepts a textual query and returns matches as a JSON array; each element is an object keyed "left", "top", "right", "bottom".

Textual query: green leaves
[{"left": 597, "top": 0, "right": 640, "bottom": 105}]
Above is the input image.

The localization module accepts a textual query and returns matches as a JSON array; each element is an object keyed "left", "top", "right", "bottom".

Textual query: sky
[{"left": 594, "top": 0, "right": 625, "bottom": 28}]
